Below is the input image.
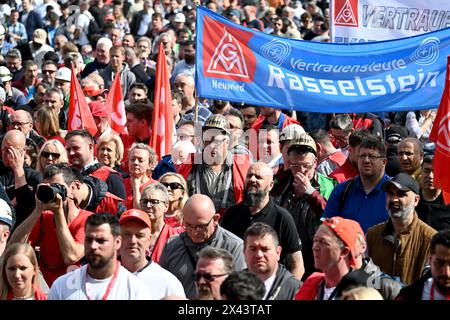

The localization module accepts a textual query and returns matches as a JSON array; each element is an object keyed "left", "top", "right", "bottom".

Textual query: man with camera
[{"left": 8, "top": 164, "right": 94, "bottom": 286}]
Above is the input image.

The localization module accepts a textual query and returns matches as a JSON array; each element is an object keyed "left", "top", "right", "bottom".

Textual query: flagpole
[{"left": 194, "top": 0, "right": 200, "bottom": 124}]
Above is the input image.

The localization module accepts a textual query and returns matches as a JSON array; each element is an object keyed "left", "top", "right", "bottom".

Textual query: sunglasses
[
  {"left": 194, "top": 272, "right": 228, "bottom": 282},
  {"left": 41, "top": 151, "right": 60, "bottom": 159},
  {"left": 162, "top": 182, "right": 184, "bottom": 190},
  {"left": 140, "top": 198, "right": 165, "bottom": 206}
]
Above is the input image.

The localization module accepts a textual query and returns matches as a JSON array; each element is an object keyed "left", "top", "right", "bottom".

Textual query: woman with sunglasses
[
  {"left": 35, "top": 139, "right": 68, "bottom": 173},
  {"left": 159, "top": 172, "right": 188, "bottom": 230},
  {"left": 0, "top": 243, "right": 47, "bottom": 300},
  {"left": 33, "top": 107, "right": 66, "bottom": 145},
  {"left": 139, "top": 183, "right": 181, "bottom": 263}
]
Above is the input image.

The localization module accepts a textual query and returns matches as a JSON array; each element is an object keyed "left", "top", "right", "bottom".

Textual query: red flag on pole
[
  {"left": 105, "top": 72, "right": 127, "bottom": 133},
  {"left": 67, "top": 65, "right": 97, "bottom": 136},
  {"left": 151, "top": 42, "right": 174, "bottom": 160},
  {"left": 429, "top": 56, "right": 450, "bottom": 204}
]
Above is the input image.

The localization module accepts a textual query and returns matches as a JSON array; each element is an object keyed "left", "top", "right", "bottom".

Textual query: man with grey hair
[
  {"left": 367, "top": 173, "right": 437, "bottom": 285},
  {"left": 159, "top": 194, "right": 246, "bottom": 299},
  {"left": 195, "top": 246, "right": 234, "bottom": 300},
  {"left": 7, "top": 109, "right": 45, "bottom": 148},
  {"left": 43, "top": 87, "right": 67, "bottom": 130},
  {"left": 81, "top": 37, "right": 113, "bottom": 77}
]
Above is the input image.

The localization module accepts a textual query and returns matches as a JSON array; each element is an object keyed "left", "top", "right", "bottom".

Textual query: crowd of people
[{"left": 0, "top": 0, "right": 449, "bottom": 301}]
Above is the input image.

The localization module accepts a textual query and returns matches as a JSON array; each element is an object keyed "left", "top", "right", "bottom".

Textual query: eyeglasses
[
  {"left": 358, "top": 154, "right": 385, "bottom": 161},
  {"left": 162, "top": 182, "right": 184, "bottom": 190},
  {"left": 41, "top": 151, "right": 61, "bottom": 159},
  {"left": 194, "top": 272, "right": 228, "bottom": 282},
  {"left": 184, "top": 216, "right": 214, "bottom": 232},
  {"left": 42, "top": 69, "right": 56, "bottom": 74},
  {"left": 10, "top": 121, "right": 30, "bottom": 127},
  {"left": 178, "top": 134, "right": 195, "bottom": 141},
  {"left": 140, "top": 198, "right": 166, "bottom": 206},
  {"left": 289, "top": 162, "right": 314, "bottom": 171}
]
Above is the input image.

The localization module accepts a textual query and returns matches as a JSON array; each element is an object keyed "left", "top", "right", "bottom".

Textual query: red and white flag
[
  {"left": 105, "top": 72, "right": 127, "bottom": 133},
  {"left": 429, "top": 56, "right": 450, "bottom": 204},
  {"left": 67, "top": 65, "right": 97, "bottom": 136},
  {"left": 151, "top": 42, "right": 173, "bottom": 160}
]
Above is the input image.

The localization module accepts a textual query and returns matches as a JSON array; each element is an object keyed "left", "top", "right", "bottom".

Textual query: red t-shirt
[
  {"left": 149, "top": 224, "right": 182, "bottom": 263},
  {"left": 123, "top": 178, "right": 155, "bottom": 209},
  {"left": 329, "top": 159, "right": 358, "bottom": 183},
  {"left": 28, "top": 209, "right": 93, "bottom": 286}
]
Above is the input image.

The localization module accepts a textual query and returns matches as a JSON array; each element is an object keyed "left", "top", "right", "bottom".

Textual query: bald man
[
  {"left": 159, "top": 194, "right": 246, "bottom": 299},
  {"left": 397, "top": 137, "right": 424, "bottom": 182},
  {"left": 0, "top": 130, "right": 42, "bottom": 228},
  {"left": 221, "top": 162, "right": 305, "bottom": 280},
  {"left": 7, "top": 110, "right": 45, "bottom": 148}
]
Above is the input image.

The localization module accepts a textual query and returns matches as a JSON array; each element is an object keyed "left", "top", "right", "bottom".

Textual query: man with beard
[
  {"left": 178, "top": 114, "right": 251, "bottom": 216},
  {"left": 221, "top": 162, "right": 304, "bottom": 280},
  {"left": 48, "top": 213, "right": 151, "bottom": 300},
  {"left": 171, "top": 40, "right": 195, "bottom": 82},
  {"left": 194, "top": 246, "right": 234, "bottom": 300},
  {"left": 159, "top": 194, "right": 246, "bottom": 299},
  {"left": 367, "top": 173, "right": 437, "bottom": 285},
  {"left": 396, "top": 229, "right": 450, "bottom": 300},
  {"left": 417, "top": 155, "right": 450, "bottom": 231}
]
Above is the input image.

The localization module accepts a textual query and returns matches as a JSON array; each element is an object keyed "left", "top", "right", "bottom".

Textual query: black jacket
[
  {"left": 265, "top": 264, "right": 301, "bottom": 300},
  {"left": 83, "top": 175, "right": 126, "bottom": 216},
  {"left": 396, "top": 271, "right": 432, "bottom": 300},
  {"left": 0, "top": 161, "right": 42, "bottom": 228},
  {"left": 82, "top": 162, "right": 126, "bottom": 200}
]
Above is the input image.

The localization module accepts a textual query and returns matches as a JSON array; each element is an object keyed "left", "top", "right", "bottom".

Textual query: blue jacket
[{"left": 322, "top": 174, "right": 390, "bottom": 232}]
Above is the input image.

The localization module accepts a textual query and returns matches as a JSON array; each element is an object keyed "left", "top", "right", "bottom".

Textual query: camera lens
[{"left": 36, "top": 185, "right": 56, "bottom": 203}]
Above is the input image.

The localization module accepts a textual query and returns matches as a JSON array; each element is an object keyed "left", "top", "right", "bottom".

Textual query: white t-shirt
[
  {"left": 323, "top": 286, "right": 337, "bottom": 300},
  {"left": 263, "top": 273, "right": 276, "bottom": 300},
  {"left": 48, "top": 264, "right": 152, "bottom": 300},
  {"left": 422, "top": 278, "right": 446, "bottom": 300},
  {"left": 135, "top": 260, "right": 186, "bottom": 300}
]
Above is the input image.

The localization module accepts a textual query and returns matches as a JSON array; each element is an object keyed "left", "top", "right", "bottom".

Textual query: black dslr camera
[{"left": 36, "top": 183, "right": 68, "bottom": 203}]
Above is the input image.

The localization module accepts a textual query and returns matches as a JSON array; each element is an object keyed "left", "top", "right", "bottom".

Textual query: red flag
[
  {"left": 67, "top": 65, "right": 97, "bottom": 136},
  {"left": 151, "top": 43, "right": 174, "bottom": 160},
  {"left": 105, "top": 72, "right": 127, "bottom": 133},
  {"left": 429, "top": 56, "right": 450, "bottom": 204}
]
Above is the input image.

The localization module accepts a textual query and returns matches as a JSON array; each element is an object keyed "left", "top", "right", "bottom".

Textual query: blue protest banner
[{"left": 195, "top": 6, "right": 450, "bottom": 113}]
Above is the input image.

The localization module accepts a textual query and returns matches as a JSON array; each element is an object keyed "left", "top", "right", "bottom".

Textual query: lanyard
[
  {"left": 85, "top": 261, "right": 120, "bottom": 300},
  {"left": 430, "top": 281, "right": 450, "bottom": 300}
]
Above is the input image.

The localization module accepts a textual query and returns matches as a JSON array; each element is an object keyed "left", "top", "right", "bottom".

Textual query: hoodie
[{"left": 99, "top": 62, "right": 136, "bottom": 99}]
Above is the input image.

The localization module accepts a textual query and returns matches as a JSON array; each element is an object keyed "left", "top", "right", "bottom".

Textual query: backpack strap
[{"left": 339, "top": 178, "right": 355, "bottom": 211}]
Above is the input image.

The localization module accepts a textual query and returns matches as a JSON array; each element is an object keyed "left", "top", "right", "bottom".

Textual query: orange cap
[
  {"left": 322, "top": 216, "right": 364, "bottom": 268},
  {"left": 119, "top": 209, "right": 152, "bottom": 229}
]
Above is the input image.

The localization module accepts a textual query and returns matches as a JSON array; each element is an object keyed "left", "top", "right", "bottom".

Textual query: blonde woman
[
  {"left": 159, "top": 172, "right": 188, "bottom": 230},
  {"left": 97, "top": 133, "right": 126, "bottom": 177},
  {"left": 0, "top": 243, "right": 47, "bottom": 300},
  {"left": 36, "top": 139, "right": 68, "bottom": 173},
  {"left": 124, "top": 143, "right": 157, "bottom": 209},
  {"left": 33, "top": 107, "right": 66, "bottom": 145}
]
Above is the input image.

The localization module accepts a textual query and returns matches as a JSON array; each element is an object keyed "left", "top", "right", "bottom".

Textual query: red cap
[
  {"left": 88, "top": 101, "right": 109, "bottom": 118},
  {"left": 119, "top": 209, "right": 152, "bottom": 229},
  {"left": 322, "top": 216, "right": 364, "bottom": 268},
  {"left": 83, "top": 86, "right": 108, "bottom": 97}
]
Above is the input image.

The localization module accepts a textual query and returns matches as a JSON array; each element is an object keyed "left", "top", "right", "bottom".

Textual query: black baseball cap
[{"left": 382, "top": 173, "right": 419, "bottom": 194}]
